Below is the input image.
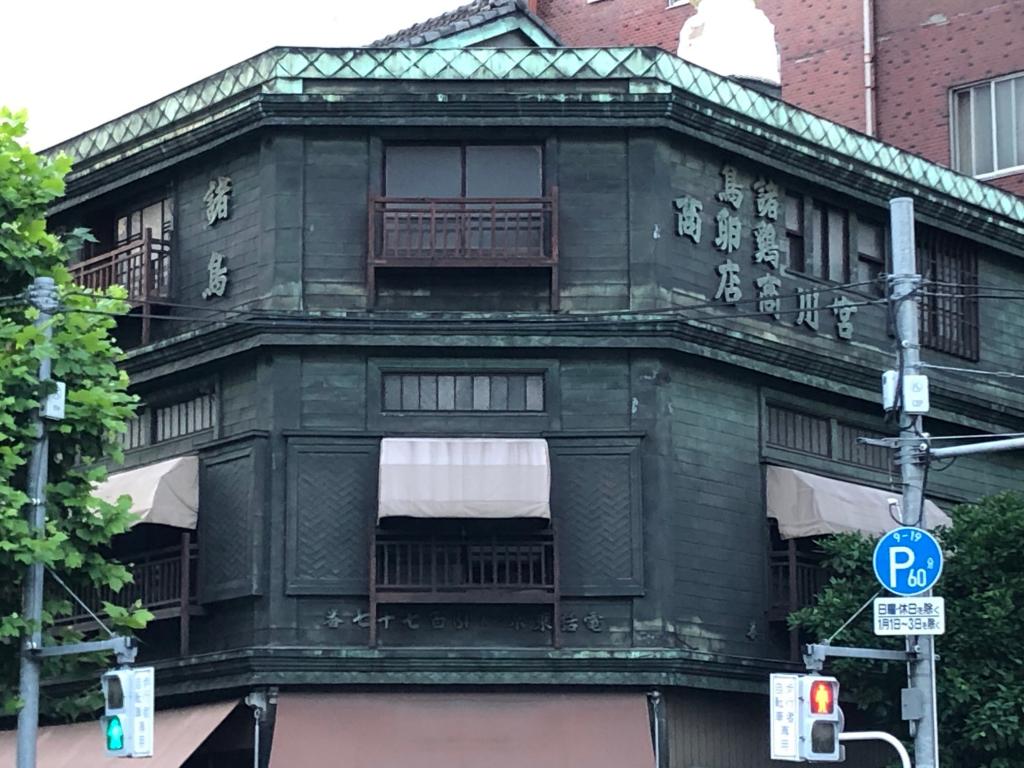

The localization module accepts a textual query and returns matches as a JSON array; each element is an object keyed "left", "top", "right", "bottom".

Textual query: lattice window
[
  {"left": 765, "top": 405, "right": 831, "bottom": 458},
  {"left": 834, "top": 424, "right": 891, "bottom": 472},
  {"left": 119, "top": 415, "right": 148, "bottom": 450},
  {"left": 765, "top": 403, "right": 893, "bottom": 473},
  {"left": 382, "top": 372, "right": 544, "bottom": 413},
  {"left": 120, "top": 391, "right": 215, "bottom": 450},
  {"left": 153, "top": 394, "right": 215, "bottom": 442},
  {"left": 918, "top": 230, "right": 979, "bottom": 360}
]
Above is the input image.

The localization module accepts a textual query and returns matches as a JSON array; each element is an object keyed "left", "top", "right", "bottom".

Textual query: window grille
[
  {"left": 765, "top": 403, "right": 893, "bottom": 473},
  {"left": 119, "top": 392, "right": 215, "bottom": 449},
  {"left": 918, "top": 230, "right": 979, "bottom": 360},
  {"left": 382, "top": 372, "right": 545, "bottom": 413}
]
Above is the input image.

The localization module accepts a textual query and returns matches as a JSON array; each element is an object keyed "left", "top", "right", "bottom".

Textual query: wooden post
[
  {"left": 140, "top": 228, "right": 153, "bottom": 344},
  {"left": 787, "top": 538, "right": 799, "bottom": 661},
  {"left": 549, "top": 187, "right": 560, "bottom": 311},
  {"left": 368, "top": 521, "right": 378, "bottom": 647},
  {"left": 179, "top": 530, "right": 192, "bottom": 657}
]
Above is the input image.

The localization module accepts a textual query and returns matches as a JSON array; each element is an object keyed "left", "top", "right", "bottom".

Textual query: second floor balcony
[
  {"left": 69, "top": 228, "right": 171, "bottom": 307},
  {"left": 368, "top": 194, "right": 559, "bottom": 309}
]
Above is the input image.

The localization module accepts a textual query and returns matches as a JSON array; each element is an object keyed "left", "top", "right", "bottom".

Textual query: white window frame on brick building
[{"left": 951, "top": 71, "right": 1024, "bottom": 179}]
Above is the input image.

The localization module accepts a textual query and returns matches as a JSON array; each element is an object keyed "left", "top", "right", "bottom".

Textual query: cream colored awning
[
  {"left": 0, "top": 700, "right": 237, "bottom": 768},
  {"left": 95, "top": 456, "right": 198, "bottom": 530},
  {"left": 378, "top": 438, "right": 550, "bottom": 519},
  {"left": 767, "top": 466, "right": 952, "bottom": 540}
]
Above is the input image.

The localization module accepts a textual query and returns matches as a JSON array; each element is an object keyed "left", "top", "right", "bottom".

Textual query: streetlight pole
[
  {"left": 16, "top": 276, "right": 59, "bottom": 768},
  {"left": 889, "top": 197, "right": 939, "bottom": 768}
]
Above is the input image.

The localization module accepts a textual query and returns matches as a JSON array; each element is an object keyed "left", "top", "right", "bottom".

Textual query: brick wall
[{"left": 538, "top": 0, "right": 1024, "bottom": 191}]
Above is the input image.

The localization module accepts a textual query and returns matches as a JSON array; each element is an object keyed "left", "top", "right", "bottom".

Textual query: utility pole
[
  {"left": 17, "top": 276, "right": 59, "bottom": 768},
  {"left": 890, "top": 197, "right": 939, "bottom": 768}
]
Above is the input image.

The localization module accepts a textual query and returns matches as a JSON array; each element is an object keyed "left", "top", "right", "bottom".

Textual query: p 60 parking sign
[{"left": 872, "top": 527, "right": 943, "bottom": 596}]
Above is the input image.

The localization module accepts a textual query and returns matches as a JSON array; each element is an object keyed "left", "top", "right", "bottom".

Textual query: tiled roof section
[
  {"left": 48, "top": 47, "right": 1024, "bottom": 224},
  {"left": 373, "top": 0, "right": 535, "bottom": 47}
]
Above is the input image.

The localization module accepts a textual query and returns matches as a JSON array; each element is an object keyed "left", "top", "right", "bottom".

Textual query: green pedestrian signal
[{"left": 105, "top": 715, "right": 124, "bottom": 751}]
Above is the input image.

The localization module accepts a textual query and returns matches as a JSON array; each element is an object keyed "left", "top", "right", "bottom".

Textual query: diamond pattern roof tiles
[{"left": 48, "top": 46, "right": 1023, "bottom": 223}]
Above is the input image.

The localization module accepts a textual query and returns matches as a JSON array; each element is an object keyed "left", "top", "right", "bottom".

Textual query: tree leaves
[
  {"left": 791, "top": 494, "right": 1024, "bottom": 767},
  {"left": 0, "top": 108, "right": 143, "bottom": 718}
]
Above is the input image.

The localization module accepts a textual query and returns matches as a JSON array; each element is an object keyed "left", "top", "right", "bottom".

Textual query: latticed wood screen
[
  {"left": 765, "top": 404, "right": 891, "bottom": 473},
  {"left": 918, "top": 230, "right": 979, "bottom": 360},
  {"left": 382, "top": 372, "right": 544, "bottom": 413}
]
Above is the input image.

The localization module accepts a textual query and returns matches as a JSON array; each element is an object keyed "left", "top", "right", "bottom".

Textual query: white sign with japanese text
[
  {"left": 769, "top": 673, "right": 801, "bottom": 761},
  {"left": 873, "top": 596, "right": 945, "bottom": 636}
]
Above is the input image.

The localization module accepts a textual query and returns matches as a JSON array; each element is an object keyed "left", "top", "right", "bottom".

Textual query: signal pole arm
[{"left": 840, "top": 732, "right": 912, "bottom": 768}]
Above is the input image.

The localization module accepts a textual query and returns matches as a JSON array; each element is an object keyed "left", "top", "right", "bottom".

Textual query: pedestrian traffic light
[
  {"left": 101, "top": 667, "right": 155, "bottom": 758},
  {"left": 798, "top": 676, "right": 844, "bottom": 761}
]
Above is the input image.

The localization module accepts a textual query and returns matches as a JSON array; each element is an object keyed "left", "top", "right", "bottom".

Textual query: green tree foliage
[
  {"left": 792, "top": 493, "right": 1024, "bottom": 768},
  {"left": 0, "top": 108, "right": 149, "bottom": 718}
]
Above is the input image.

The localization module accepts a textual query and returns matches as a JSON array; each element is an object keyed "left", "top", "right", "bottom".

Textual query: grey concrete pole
[
  {"left": 16, "top": 277, "right": 59, "bottom": 768},
  {"left": 890, "top": 198, "right": 939, "bottom": 768}
]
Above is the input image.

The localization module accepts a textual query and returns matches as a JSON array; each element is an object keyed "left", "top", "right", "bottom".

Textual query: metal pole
[
  {"left": 890, "top": 197, "right": 939, "bottom": 768},
  {"left": 930, "top": 435, "right": 1024, "bottom": 459},
  {"left": 17, "top": 277, "right": 59, "bottom": 768}
]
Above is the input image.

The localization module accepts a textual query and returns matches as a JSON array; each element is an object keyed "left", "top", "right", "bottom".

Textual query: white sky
[{"left": 1, "top": 0, "right": 466, "bottom": 151}]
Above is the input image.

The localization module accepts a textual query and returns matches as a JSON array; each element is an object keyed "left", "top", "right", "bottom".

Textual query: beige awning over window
[
  {"left": 270, "top": 692, "right": 653, "bottom": 767},
  {"left": 378, "top": 438, "right": 550, "bottom": 519},
  {"left": 95, "top": 456, "right": 199, "bottom": 530},
  {"left": 0, "top": 700, "right": 237, "bottom": 768},
  {"left": 767, "top": 465, "right": 952, "bottom": 539}
]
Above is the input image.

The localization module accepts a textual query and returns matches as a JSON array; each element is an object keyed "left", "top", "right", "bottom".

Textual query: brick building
[
  {"left": 537, "top": 0, "right": 1024, "bottom": 196},
  {"left": 3, "top": 2, "right": 1024, "bottom": 766}
]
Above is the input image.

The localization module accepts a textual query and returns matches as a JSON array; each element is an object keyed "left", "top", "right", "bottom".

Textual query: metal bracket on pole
[
  {"left": 31, "top": 636, "right": 138, "bottom": 665},
  {"left": 840, "top": 731, "right": 911, "bottom": 768},
  {"left": 803, "top": 643, "right": 916, "bottom": 672}
]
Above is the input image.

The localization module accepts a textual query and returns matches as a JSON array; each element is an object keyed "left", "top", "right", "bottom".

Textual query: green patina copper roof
[{"left": 50, "top": 46, "right": 1024, "bottom": 222}]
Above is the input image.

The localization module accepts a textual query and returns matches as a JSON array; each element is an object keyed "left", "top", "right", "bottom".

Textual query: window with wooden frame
[
  {"left": 384, "top": 144, "right": 542, "bottom": 199},
  {"left": 784, "top": 193, "right": 805, "bottom": 273},
  {"left": 855, "top": 220, "right": 886, "bottom": 295},
  {"left": 917, "top": 230, "right": 979, "bottom": 360},
  {"left": 115, "top": 197, "right": 174, "bottom": 246},
  {"left": 808, "top": 201, "right": 848, "bottom": 282}
]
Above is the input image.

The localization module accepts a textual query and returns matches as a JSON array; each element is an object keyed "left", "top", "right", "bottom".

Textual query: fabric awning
[
  {"left": 0, "top": 700, "right": 237, "bottom": 768},
  {"left": 767, "top": 465, "right": 952, "bottom": 539},
  {"left": 378, "top": 437, "right": 551, "bottom": 519},
  {"left": 270, "top": 692, "right": 653, "bottom": 767},
  {"left": 95, "top": 456, "right": 199, "bottom": 529}
]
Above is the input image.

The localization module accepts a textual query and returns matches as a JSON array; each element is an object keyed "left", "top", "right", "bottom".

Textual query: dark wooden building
[{"left": 18, "top": 4, "right": 1024, "bottom": 765}]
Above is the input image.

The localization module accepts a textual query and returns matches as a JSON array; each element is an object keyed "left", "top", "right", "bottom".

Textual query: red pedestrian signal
[{"left": 809, "top": 679, "right": 835, "bottom": 715}]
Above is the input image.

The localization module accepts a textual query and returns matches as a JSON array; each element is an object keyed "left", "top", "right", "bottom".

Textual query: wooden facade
[{"left": 45, "top": 42, "right": 1024, "bottom": 767}]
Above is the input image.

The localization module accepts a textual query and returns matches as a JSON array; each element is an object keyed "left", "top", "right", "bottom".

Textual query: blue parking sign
[{"left": 873, "top": 527, "right": 943, "bottom": 596}]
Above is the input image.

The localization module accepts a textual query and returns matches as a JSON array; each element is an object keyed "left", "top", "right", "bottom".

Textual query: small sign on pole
[
  {"left": 873, "top": 597, "right": 945, "bottom": 636},
  {"left": 770, "top": 673, "right": 801, "bottom": 761}
]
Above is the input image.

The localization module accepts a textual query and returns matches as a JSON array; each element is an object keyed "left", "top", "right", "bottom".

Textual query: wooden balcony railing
[
  {"left": 368, "top": 192, "right": 559, "bottom": 309},
  {"left": 58, "top": 537, "right": 199, "bottom": 655},
  {"left": 768, "top": 548, "right": 827, "bottom": 622},
  {"left": 369, "top": 529, "right": 560, "bottom": 646},
  {"left": 69, "top": 229, "right": 170, "bottom": 306}
]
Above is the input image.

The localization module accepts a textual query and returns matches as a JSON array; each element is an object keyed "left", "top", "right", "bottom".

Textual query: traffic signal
[
  {"left": 798, "top": 676, "right": 844, "bottom": 762},
  {"left": 101, "top": 667, "right": 155, "bottom": 758}
]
